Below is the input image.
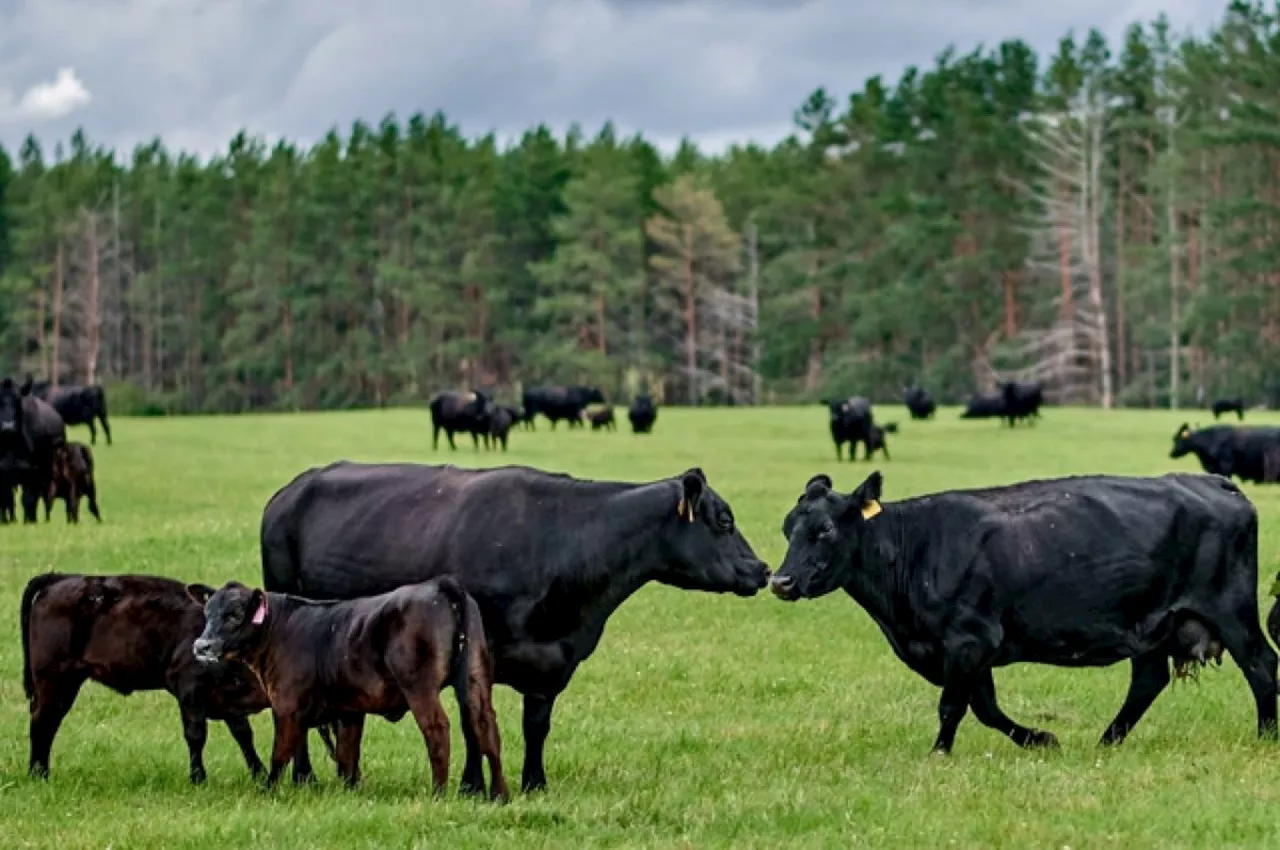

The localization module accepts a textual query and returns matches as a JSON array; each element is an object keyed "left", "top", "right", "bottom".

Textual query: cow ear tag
[
  {"left": 861, "top": 500, "right": 882, "bottom": 520},
  {"left": 252, "top": 598, "right": 268, "bottom": 625},
  {"left": 677, "top": 497, "right": 694, "bottom": 523},
  {"left": 1179, "top": 427, "right": 1190, "bottom": 438}
]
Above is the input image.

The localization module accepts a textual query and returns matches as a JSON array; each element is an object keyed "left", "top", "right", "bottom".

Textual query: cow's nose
[
  {"left": 769, "top": 574, "right": 796, "bottom": 598},
  {"left": 192, "top": 638, "right": 214, "bottom": 660}
]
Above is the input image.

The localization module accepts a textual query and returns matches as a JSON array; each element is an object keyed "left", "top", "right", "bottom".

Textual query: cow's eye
[{"left": 717, "top": 512, "right": 734, "bottom": 533}]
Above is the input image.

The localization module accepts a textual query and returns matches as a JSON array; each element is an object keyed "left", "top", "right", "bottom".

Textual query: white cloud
[{"left": 11, "top": 68, "right": 92, "bottom": 121}]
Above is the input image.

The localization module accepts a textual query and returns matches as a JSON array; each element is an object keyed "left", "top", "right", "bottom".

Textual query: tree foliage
[{"left": 3, "top": 6, "right": 1280, "bottom": 411}]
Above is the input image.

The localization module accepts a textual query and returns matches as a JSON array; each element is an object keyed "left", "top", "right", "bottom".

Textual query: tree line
[{"left": 1, "top": 1, "right": 1278, "bottom": 414}]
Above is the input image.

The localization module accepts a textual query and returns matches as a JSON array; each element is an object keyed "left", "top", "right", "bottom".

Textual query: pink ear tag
[{"left": 251, "top": 599, "right": 268, "bottom": 625}]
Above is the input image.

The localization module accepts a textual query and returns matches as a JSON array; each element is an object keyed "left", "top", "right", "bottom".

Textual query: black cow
[
  {"left": 428, "top": 389, "right": 492, "bottom": 451},
  {"left": 488, "top": 405, "right": 519, "bottom": 452},
  {"left": 585, "top": 405, "right": 616, "bottom": 431},
  {"left": 823, "top": 397, "right": 874, "bottom": 461},
  {"left": 865, "top": 422, "right": 896, "bottom": 460},
  {"left": 192, "top": 578, "right": 508, "bottom": 799},
  {"left": 0, "top": 377, "right": 66, "bottom": 523},
  {"left": 1212, "top": 398, "right": 1246, "bottom": 421},
  {"left": 1000, "top": 381, "right": 1043, "bottom": 426},
  {"left": 1170, "top": 423, "right": 1280, "bottom": 483},
  {"left": 45, "top": 442, "right": 101, "bottom": 523},
  {"left": 21, "top": 573, "right": 270, "bottom": 782},
  {"left": 628, "top": 395, "right": 658, "bottom": 434},
  {"left": 903, "top": 387, "right": 936, "bottom": 420},
  {"left": 960, "top": 392, "right": 1006, "bottom": 421},
  {"left": 521, "top": 386, "right": 605, "bottom": 430},
  {"left": 258, "top": 461, "right": 769, "bottom": 792},
  {"left": 31, "top": 381, "right": 112, "bottom": 445},
  {"left": 769, "top": 471, "right": 1277, "bottom": 754}
]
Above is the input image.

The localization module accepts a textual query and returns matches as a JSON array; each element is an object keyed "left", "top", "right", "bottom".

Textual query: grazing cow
[
  {"left": 0, "top": 377, "right": 66, "bottom": 523},
  {"left": 960, "top": 392, "right": 1006, "bottom": 420},
  {"left": 31, "top": 380, "right": 112, "bottom": 445},
  {"left": 865, "top": 422, "right": 896, "bottom": 460},
  {"left": 903, "top": 387, "right": 936, "bottom": 420},
  {"left": 585, "top": 405, "right": 616, "bottom": 431},
  {"left": 521, "top": 385, "right": 605, "bottom": 430},
  {"left": 1169, "top": 423, "right": 1280, "bottom": 484},
  {"left": 823, "top": 396, "right": 874, "bottom": 461},
  {"left": 628, "top": 395, "right": 658, "bottom": 434},
  {"left": 192, "top": 578, "right": 508, "bottom": 799},
  {"left": 1000, "top": 381, "right": 1044, "bottom": 426},
  {"left": 21, "top": 573, "right": 270, "bottom": 783},
  {"left": 259, "top": 462, "right": 769, "bottom": 792},
  {"left": 487, "top": 405, "right": 519, "bottom": 452},
  {"left": 428, "top": 389, "right": 492, "bottom": 451},
  {"left": 769, "top": 471, "right": 1277, "bottom": 754},
  {"left": 44, "top": 442, "right": 101, "bottom": 523},
  {"left": 1212, "top": 398, "right": 1246, "bottom": 421}
]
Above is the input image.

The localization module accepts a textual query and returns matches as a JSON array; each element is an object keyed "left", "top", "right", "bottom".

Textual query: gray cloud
[{"left": 0, "top": 0, "right": 1225, "bottom": 160}]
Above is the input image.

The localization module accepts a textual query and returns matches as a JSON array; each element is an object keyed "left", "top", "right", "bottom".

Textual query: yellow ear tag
[
  {"left": 861, "top": 500, "right": 882, "bottom": 520},
  {"left": 677, "top": 498, "right": 690, "bottom": 522}
]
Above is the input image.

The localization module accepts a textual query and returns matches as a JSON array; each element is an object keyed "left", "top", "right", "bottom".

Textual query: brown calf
[
  {"left": 22, "top": 573, "right": 270, "bottom": 783},
  {"left": 191, "top": 577, "right": 508, "bottom": 800},
  {"left": 44, "top": 442, "right": 101, "bottom": 523}
]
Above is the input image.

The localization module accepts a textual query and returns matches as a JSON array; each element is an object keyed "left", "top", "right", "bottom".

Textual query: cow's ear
[
  {"left": 677, "top": 470, "right": 704, "bottom": 522},
  {"left": 186, "top": 583, "right": 214, "bottom": 606},
  {"left": 249, "top": 589, "right": 269, "bottom": 625},
  {"left": 849, "top": 471, "right": 884, "bottom": 521},
  {"left": 804, "top": 474, "right": 833, "bottom": 499}
]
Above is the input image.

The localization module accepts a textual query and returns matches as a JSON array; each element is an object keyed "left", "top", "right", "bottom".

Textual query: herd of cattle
[
  {"left": 0, "top": 376, "right": 109, "bottom": 526},
  {"left": 12, "top": 372, "right": 1280, "bottom": 805},
  {"left": 428, "top": 385, "right": 657, "bottom": 451}
]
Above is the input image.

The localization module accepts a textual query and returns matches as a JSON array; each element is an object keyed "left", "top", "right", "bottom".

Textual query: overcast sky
[{"left": 0, "top": 0, "right": 1226, "bottom": 160}]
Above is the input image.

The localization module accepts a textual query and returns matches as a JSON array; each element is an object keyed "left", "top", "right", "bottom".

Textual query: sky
[{"left": 0, "top": 0, "right": 1228, "bottom": 161}]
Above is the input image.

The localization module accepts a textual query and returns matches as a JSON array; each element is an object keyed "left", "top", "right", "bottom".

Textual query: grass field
[{"left": 4, "top": 405, "right": 1280, "bottom": 848}]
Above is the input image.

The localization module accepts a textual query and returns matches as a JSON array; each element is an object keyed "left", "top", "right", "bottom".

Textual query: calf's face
[
  {"left": 0, "top": 378, "right": 22, "bottom": 438},
  {"left": 659, "top": 468, "right": 770, "bottom": 597},
  {"left": 771, "top": 472, "right": 883, "bottom": 601},
  {"left": 191, "top": 581, "right": 269, "bottom": 665}
]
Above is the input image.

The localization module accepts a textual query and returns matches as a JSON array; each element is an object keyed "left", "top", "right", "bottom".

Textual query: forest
[{"left": 1, "top": 1, "right": 1279, "bottom": 414}]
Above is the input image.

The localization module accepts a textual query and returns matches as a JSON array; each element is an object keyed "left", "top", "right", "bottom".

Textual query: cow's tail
[{"left": 21, "top": 573, "right": 67, "bottom": 704}]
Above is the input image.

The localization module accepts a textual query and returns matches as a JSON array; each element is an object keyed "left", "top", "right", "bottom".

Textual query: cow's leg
[
  {"left": 1216, "top": 615, "right": 1279, "bottom": 739},
  {"left": 99, "top": 413, "right": 112, "bottom": 445},
  {"left": 446, "top": 428, "right": 458, "bottom": 451},
  {"left": 85, "top": 480, "right": 101, "bottom": 522},
  {"left": 292, "top": 733, "right": 316, "bottom": 785},
  {"left": 266, "top": 711, "right": 304, "bottom": 788},
  {"left": 180, "top": 704, "right": 210, "bottom": 784},
  {"left": 1099, "top": 653, "right": 1170, "bottom": 746},
  {"left": 28, "top": 674, "right": 86, "bottom": 778},
  {"left": 405, "top": 690, "right": 451, "bottom": 796},
  {"left": 224, "top": 716, "right": 265, "bottom": 778},
  {"left": 969, "top": 670, "right": 1057, "bottom": 749},
  {"left": 931, "top": 678, "right": 975, "bottom": 755},
  {"left": 335, "top": 715, "right": 365, "bottom": 788},
  {"left": 521, "top": 693, "right": 557, "bottom": 792},
  {"left": 432, "top": 423, "right": 441, "bottom": 450},
  {"left": 87, "top": 420, "right": 97, "bottom": 445}
]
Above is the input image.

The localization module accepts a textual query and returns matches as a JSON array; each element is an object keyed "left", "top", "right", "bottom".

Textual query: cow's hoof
[
  {"left": 28, "top": 763, "right": 49, "bottom": 780},
  {"left": 929, "top": 745, "right": 951, "bottom": 757},
  {"left": 1025, "top": 730, "right": 1059, "bottom": 749},
  {"left": 190, "top": 767, "right": 207, "bottom": 785}
]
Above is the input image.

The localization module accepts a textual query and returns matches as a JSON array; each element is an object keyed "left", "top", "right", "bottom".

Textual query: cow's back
[{"left": 259, "top": 458, "right": 570, "bottom": 596}]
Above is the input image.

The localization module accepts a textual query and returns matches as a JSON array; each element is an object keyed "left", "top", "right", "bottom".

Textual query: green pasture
[{"left": 2, "top": 405, "right": 1280, "bottom": 848}]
